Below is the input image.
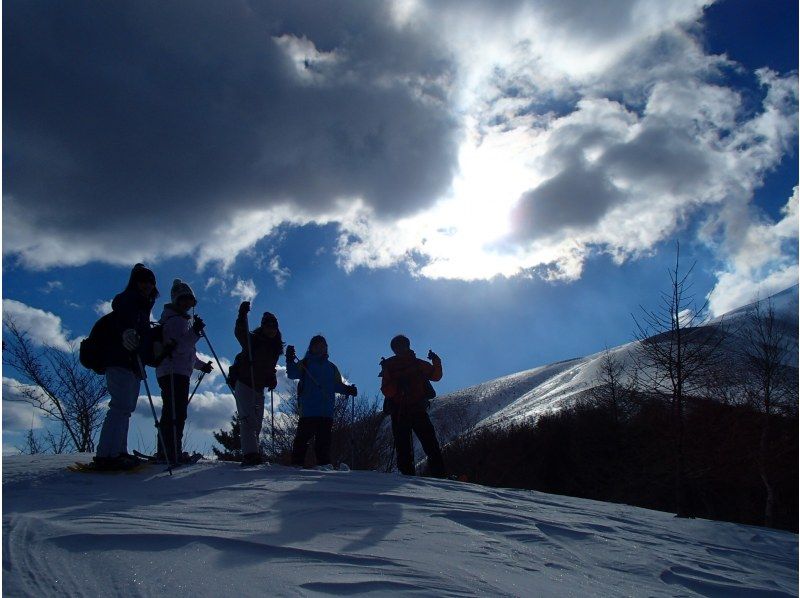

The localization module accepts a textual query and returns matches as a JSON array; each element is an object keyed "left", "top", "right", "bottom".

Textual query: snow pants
[
  {"left": 156, "top": 374, "right": 190, "bottom": 461},
  {"left": 291, "top": 417, "right": 333, "bottom": 466},
  {"left": 234, "top": 381, "right": 265, "bottom": 456},
  {"left": 391, "top": 409, "right": 446, "bottom": 478},
  {"left": 96, "top": 367, "right": 141, "bottom": 458}
]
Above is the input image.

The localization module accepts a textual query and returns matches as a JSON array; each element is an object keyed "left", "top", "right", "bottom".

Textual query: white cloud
[
  {"left": 93, "top": 300, "right": 113, "bottom": 316},
  {"left": 268, "top": 256, "right": 291, "bottom": 289},
  {"left": 230, "top": 279, "right": 257, "bottom": 303},
  {"left": 706, "top": 188, "right": 799, "bottom": 315},
  {"left": 4, "top": 0, "right": 797, "bottom": 303},
  {"left": 2, "top": 378, "right": 46, "bottom": 431},
  {"left": 2, "top": 299, "right": 74, "bottom": 351}
]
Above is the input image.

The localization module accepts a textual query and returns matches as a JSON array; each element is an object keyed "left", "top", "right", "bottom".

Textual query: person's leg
[
  {"left": 314, "top": 418, "right": 333, "bottom": 466},
  {"left": 234, "top": 381, "right": 257, "bottom": 456},
  {"left": 173, "top": 375, "right": 190, "bottom": 457},
  {"left": 96, "top": 367, "right": 141, "bottom": 458},
  {"left": 391, "top": 414, "right": 415, "bottom": 475},
  {"left": 412, "top": 411, "right": 446, "bottom": 478},
  {"left": 156, "top": 375, "right": 175, "bottom": 460},
  {"left": 291, "top": 418, "right": 316, "bottom": 466},
  {"left": 252, "top": 389, "right": 265, "bottom": 454}
]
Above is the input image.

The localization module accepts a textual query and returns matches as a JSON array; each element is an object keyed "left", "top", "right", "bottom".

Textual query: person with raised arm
[
  {"left": 232, "top": 302, "right": 284, "bottom": 466},
  {"left": 380, "top": 335, "right": 446, "bottom": 478},
  {"left": 286, "top": 335, "right": 357, "bottom": 470}
]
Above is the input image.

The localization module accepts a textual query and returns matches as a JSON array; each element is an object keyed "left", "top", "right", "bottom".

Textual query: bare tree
[
  {"left": 741, "top": 299, "right": 799, "bottom": 527},
  {"left": 587, "top": 348, "right": 638, "bottom": 427},
  {"left": 3, "top": 318, "right": 108, "bottom": 453},
  {"left": 633, "top": 243, "right": 725, "bottom": 517}
]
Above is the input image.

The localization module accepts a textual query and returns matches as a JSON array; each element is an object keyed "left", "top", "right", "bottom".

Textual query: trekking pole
[
  {"left": 350, "top": 392, "right": 355, "bottom": 469},
  {"left": 270, "top": 388, "right": 275, "bottom": 458},
  {"left": 200, "top": 330, "right": 235, "bottom": 392},
  {"left": 169, "top": 361, "right": 179, "bottom": 465},
  {"left": 245, "top": 309, "right": 258, "bottom": 458},
  {"left": 187, "top": 364, "right": 211, "bottom": 406},
  {"left": 137, "top": 355, "right": 173, "bottom": 476}
]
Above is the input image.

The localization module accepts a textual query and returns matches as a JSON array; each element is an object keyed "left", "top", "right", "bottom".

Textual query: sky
[{"left": 3, "top": 0, "right": 798, "bottom": 455}]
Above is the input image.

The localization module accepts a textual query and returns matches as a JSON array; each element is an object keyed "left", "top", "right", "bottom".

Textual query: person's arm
[
  {"left": 422, "top": 352, "right": 443, "bottom": 382},
  {"left": 333, "top": 365, "right": 356, "bottom": 396},
  {"left": 286, "top": 356, "right": 300, "bottom": 380}
]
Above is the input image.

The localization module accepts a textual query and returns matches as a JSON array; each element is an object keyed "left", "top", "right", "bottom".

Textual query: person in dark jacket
[
  {"left": 233, "top": 301, "right": 284, "bottom": 466},
  {"left": 155, "top": 279, "right": 213, "bottom": 463},
  {"left": 286, "top": 335, "right": 357, "bottom": 469},
  {"left": 94, "top": 264, "right": 159, "bottom": 470},
  {"left": 380, "top": 335, "right": 446, "bottom": 478}
]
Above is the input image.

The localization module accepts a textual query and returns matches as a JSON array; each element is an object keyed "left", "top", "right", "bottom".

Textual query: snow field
[{"left": 4, "top": 455, "right": 797, "bottom": 597}]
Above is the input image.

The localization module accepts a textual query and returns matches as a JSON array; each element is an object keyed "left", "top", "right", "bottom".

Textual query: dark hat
[
  {"left": 262, "top": 311, "right": 278, "bottom": 323},
  {"left": 130, "top": 263, "right": 156, "bottom": 284}
]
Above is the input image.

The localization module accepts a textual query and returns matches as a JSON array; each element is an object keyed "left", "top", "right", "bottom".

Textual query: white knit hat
[{"left": 170, "top": 279, "right": 196, "bottom": 305}]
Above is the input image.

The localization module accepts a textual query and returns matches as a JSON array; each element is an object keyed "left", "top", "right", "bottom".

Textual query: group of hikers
[{"left": 91, "top": 264, "right": 447, "bottom": 477}]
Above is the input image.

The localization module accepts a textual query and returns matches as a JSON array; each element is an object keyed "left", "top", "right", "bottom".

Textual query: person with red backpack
[{"left": 380, "top": 335, "right": 446, "bottom": 478}]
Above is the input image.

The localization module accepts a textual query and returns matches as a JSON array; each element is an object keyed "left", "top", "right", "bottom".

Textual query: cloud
[
  {"left": 3, "top": 0, "right": 797, "bottom": 302},
  {"left": 2, "top": 299, "right": 74, "bottom": 351},
  {"left": 41, "top": 281, "right": 63, "bottom": 294},
  {"left": 4, "top": 0, "right": 459, "bottom": 270},
  {"left": 230, "top": 279, "right": 258, "bottom": 303},
  {"left": 268, "top": 256, "right": 291, "bottom": 289},
  {"left": 2, "top": 378, "right": 46, "bottom": 431},
  {"left": 94, "top": 300, "right": 113, "bottom": 316},
  {"left": 706, "top": 187, "right": 799, "bottom": 315}
]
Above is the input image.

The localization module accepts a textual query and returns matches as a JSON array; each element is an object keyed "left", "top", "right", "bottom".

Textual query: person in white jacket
[{"left": 155, "top": 279, "right": 213, "bottom": 463}]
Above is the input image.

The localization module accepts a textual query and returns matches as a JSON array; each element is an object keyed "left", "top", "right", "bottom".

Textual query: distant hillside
[{"left": 429, "top": 285, "right": 799, "bottom": 444}]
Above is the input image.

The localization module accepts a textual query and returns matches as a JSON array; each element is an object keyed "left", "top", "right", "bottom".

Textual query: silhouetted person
[
  {"left": 380, "top": 335, "right": 446, "bottom": 478},
  {"left": 233, "top": 302, "right": 284, "bottom": 466},
  {"left": 155, "top": 279, "right": 213, "bottom": 463},
  {"left": 286, "top": 335, "right": 357, "bottom": 469},
  {"left": 94, "top": 264, "right": 159, "bottom": 470}
]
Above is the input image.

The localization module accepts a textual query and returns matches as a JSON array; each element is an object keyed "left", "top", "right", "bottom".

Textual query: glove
[
  {"left": 267, "top": 372, "right": 277, "bottom": 391},
  {"left": 428, "top": 350, "right": 440, "bottom": 362},
  {"left": 192, "top": 316, "right": 206, "bottom": 334},
  {"left": 122, "top": 329, "right": 140, "bottom": 351},
  {"left": 200, "top": 362, "right": 213, "bottom": 374},
  {"left": 348, "top": 385, "right": 358, "bottom": 397},
  {"left": 286, "top": 345, "right": 296, "bottom": 361},
  {"left": 238, "top": 301, "right": 250, "bottom": 316}
]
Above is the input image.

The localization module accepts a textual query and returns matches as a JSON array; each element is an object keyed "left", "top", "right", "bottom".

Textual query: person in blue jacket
[{"left": 286, "top": 335, "right": 357, "bottom": 469}]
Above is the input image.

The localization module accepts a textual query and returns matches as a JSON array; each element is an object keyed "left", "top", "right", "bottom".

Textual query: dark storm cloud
[
  {"left": 4, "top": 0, "right": 460, "bottom": 264},
  {"left": 510, "top": 159, "right": 625, "bottom": 240}
]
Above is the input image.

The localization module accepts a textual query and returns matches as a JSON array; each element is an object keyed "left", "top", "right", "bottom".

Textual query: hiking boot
[
  {"left": 93, "top": 454, "right": 140, "bottom": 471},
  {"left": 240, "top": 453, "right": 265, "bottom": 467}
]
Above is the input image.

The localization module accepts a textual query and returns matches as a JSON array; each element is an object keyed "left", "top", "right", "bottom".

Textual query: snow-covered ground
[
  {"left": 3, "top": 455, "right": 797, "bottom": 597},
  {"left": 430, "top": 285, "right": 799, "bottom": 442}
]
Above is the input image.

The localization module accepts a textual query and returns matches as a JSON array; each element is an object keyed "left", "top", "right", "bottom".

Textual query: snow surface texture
[
  {"left": 4, "top": 455, "right": 797, "bottom": 597},
  {"left": 429, "top": 285, "right": 799, "bottom": 444}
]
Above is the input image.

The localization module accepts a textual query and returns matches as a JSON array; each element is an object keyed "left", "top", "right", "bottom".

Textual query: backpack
[
  {"left": 139, "top": 322, "right": 168, "bottom": 368},
  {"left": 79, "top": 313, "right": 116, "bottom": 374},
  {"left": 228, "top": 354, "right": 241, "bottom": 389}
]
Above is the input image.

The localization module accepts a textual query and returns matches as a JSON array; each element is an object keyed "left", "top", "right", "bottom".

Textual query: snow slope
[
  {"left": 3, "top": 455, "right": 797, "bottom": 597},
  {"left": 429, "top": 285, "right": 799, "bottom": 443}
]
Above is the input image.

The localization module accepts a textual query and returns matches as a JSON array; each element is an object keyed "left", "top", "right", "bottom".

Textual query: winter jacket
[
  {"left": 286, "top": 352, "right": 350, "bottom": 418},
  {"left": 155, "top": 304, "right": 205, "bottom": 378},
  {"left": 380, "top": 350, "right": 442, "bottom": 411},
  {"left": 105, "top": 270, "right": 157, "bottom": 371},
  {"left": 233, "top": 313, "right": 282, "bottom": 393}
]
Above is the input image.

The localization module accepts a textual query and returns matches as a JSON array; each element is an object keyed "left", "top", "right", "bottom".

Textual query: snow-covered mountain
[
  {"left": 3, "top": 455, "right": 797, "bottom": 596},
  {"left": 429, "top": 285, "right": 799, "bottom": 444}
]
